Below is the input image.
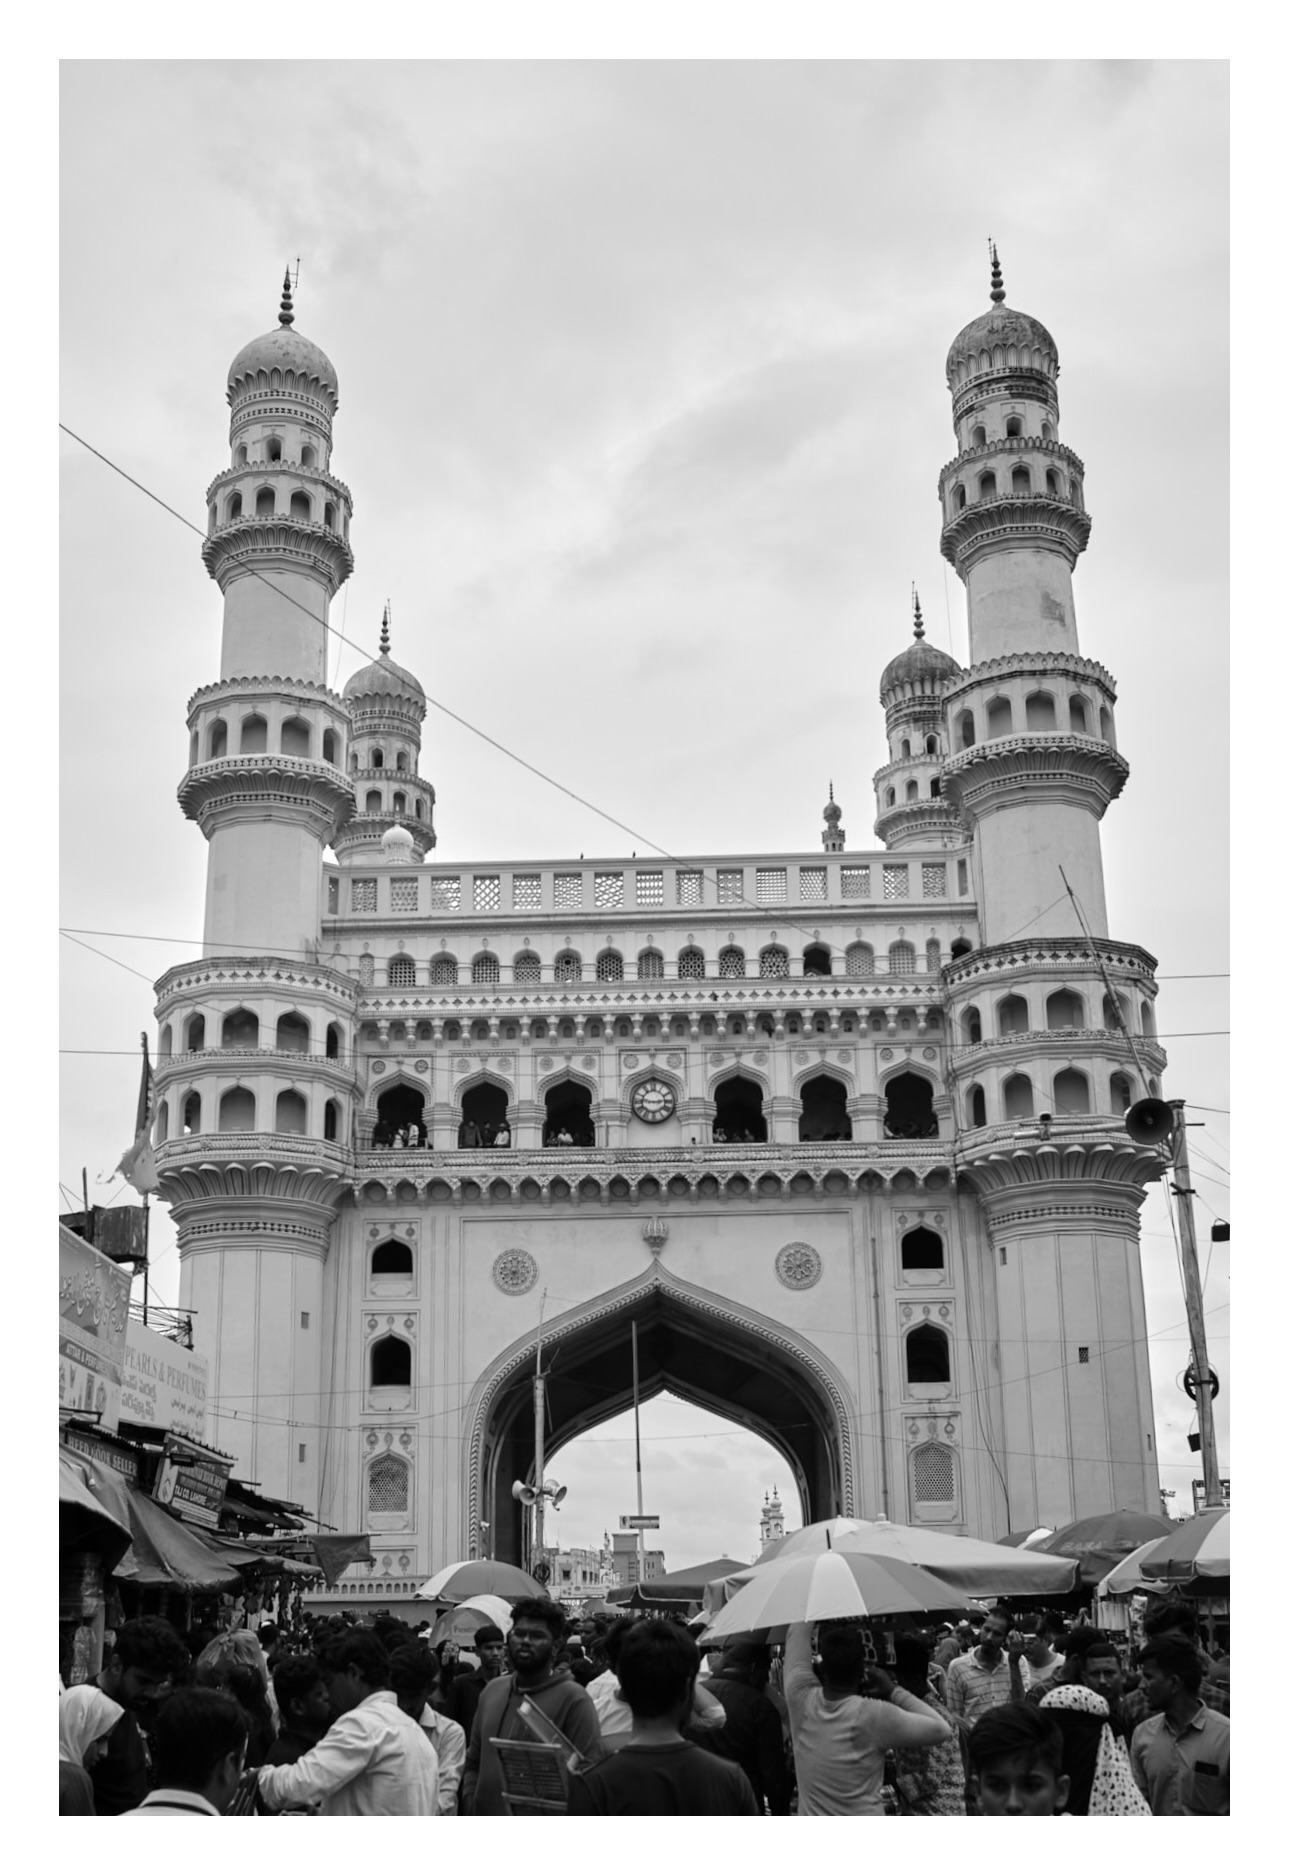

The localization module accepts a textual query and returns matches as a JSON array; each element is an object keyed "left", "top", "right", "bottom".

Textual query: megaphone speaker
[
  {"left": 511, "top": 1480, "right": 537, "bottom": 1504},
  {"left": 1124, "top": 1097, "right": 1174, "bottom": 1146},
  {"left": 551, "top": 1484, "right": 568, "bottom": 1508}
]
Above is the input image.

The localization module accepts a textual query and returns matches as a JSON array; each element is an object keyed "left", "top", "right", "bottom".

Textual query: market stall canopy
[
  {"left": 607, "top": 1559, "right": 750, "bottom": 1612},
  {"left": 1138, "top": 1508, "right": 1230, "bottom": 1584},
  {"left": 59, "top": 1449, "right": 134, "bottom": 1571},
  {"left": 113, "top": 1487, "right": 245, "bottom": 1591},
  {"left": 704, "top": 1549, "right": 968, "bottom": 1641},
  {"left": 416, "top": 1559, "right": 546, "bottom": 1603},
  {"left": 753, "top": 1518, "right": 1077, "bottom": 1598},
  {"left": 1032, "top": 1510, "right": 1176, "bottom": 1586}
]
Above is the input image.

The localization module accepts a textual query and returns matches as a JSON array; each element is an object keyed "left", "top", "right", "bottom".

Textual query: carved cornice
[
  {"left": 872, "top": 803, "right": 966, "bottom": 848},
  {"left": 941, "top": 737, "right": 1128, "bottom": 822},
  {"left": 943, "top": 934, "right": 1156, "bottom": 990},
  {"left": 939, "top": 493, "right": 1091, "bottom": 572},
  {"left": 943, "top": 650, "right": 1117, "bottom": 703},
  {"left": 332, "top": 812, "right": 436, "bottom": 858},
  {"left": 158, "top": 1137, "right": 352, "bottom": 1213},
  {"left": 205, "top": 462, "right": 353, "bottom": 506},
  {"left": 954, "top": 1124, "right": 1163, "bottom": 1200},
  {"left": 945, "top": 1028, "right": 1168, "bottom": 1075},
  {"left": 201, "top": 516, "right": 355, "bottom": 593},
  {"left": 186, "top": 674, "right": 349, "bottom": 719},
  {"left": 155, "top": 956, "right": 360, "bottom": 1006},
  {"left": 177, "top": 755, "right": 355, "bottom": 841},
  {"left": 156, "top": 1048, "right": 359, "bottom": 1093},
  {"left": 938, "top": 435, "right": 1085, "bottom": 498}
]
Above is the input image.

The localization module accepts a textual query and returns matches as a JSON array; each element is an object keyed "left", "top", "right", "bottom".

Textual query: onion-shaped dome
[
  {"left": 879, "top": 593, "right": 960, "bottom": 701},
  {"left": 380, "top": 823, "right": 417, "bottom": 864},
  {"left": 343, "top": 608, "right": 426, "bottom": 707},
  {"left": 226, "top": 271, "right": 339, "bottom": 410},
  {"left": 946, "top": 246, "right": 1058, "bottom": 385}
]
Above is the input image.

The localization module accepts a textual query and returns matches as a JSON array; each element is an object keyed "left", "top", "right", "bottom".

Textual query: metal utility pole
[
  {"left": 632, "top": 1320, "right": 645, "bottom": 1585},
  {"left": 1169, "top": 1101, "right": 1223, "bottom": 1510},
  {"left": 532, "top": 1291, "right": 548, "bottom": 1571}
]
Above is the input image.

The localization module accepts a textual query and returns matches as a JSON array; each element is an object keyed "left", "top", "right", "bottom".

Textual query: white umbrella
[
  {"left": 703, "top": 1549, "right": 968, "bottom": 1640},
  {"left": 426, "top": 1594, "right": 514, "bottom": 1649},
  {"left": 415, "top": 1559, "right": 545, "bottom": 1602},
  {"left": 754, "top": 1516, "right": 1078, "bottom": 1597},
  {"left": 1097, "top": 1541, "right": 1177, "bottom": 1598}
]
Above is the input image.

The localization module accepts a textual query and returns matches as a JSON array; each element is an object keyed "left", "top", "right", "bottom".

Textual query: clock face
[{"left": 632, "top": 1078, "right": 677, "bottom": 1124}]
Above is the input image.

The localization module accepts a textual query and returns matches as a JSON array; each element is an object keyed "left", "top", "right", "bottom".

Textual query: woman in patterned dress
[{"left": 886, "top": 1632, "right": 966, "bottom": 1815}]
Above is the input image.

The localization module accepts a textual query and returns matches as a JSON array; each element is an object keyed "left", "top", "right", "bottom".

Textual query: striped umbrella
[
  {"left": 755, "top": 1517, "right": 1078, "bottom": 1596},
  {"left": 1138, "top": 1508, "right": 1229, "bottom": 1583},
  {"left": 702, "top": 1549, "right": 968, "bottom": 1640}
]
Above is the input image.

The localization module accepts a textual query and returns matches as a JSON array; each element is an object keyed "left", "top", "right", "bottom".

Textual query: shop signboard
[
  {"left": 120, "top": 1321, "right": 209, "bottom": 1440},
  {"left": 59, "top": 1223, "right": 130, "bottom": 1434},
  {"left": 153, "top": 1433, "right": 234, "bottom": 1529}
]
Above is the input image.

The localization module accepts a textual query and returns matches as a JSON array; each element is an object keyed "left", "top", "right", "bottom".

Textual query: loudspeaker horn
[
  {"left": 550, "top": 1483, "right": 568, "bottom": 1508},
  {"left": 511, "top": 1480, "right": 537, "bottom": 1505},
  {"left": 1124, "top": 1097, "right": 1174, "bottom": 1146}
]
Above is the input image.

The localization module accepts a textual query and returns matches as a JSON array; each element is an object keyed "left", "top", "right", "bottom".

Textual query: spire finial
[
  {"left": 279, "top": 266, "right": 295, "bottom": 328},
  {"left": 380, "top": 603, "right": 391, "bottom": 656},
  {"left": 989, "top": 239, "right": 1006, "bottom": 305},
  {"left": 912, "top": 585, "right": 925, "bottom": 640}
]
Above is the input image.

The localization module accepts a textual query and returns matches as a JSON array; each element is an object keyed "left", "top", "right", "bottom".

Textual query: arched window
[
  {"left": 372, "top": 749, "right": 385, "bottom": 769},
  {"left": 544, "top": 1078, "right": 594, "bottom": 1147},
  {"left": 969, "top": 1084, "right": 987, "bottom": 1127},
  {"left": 926, "top": 734, "right": 938, "bottom": 755},
  {"left": 971, "top": 425, "right": 986, "bottom": 448},
  {"left": 240, "top": 713, "right": 268, "bottom": 754},
  {"left": 255, "top": 486, "right": 275, "bottom": 516},
  {"left": 637, "top": 949, "right": 664, "bottom": 980},
  {"left": 322, "top": 728, "right": 338, "bottom": 764},
  {"left": 460, "top": 1079, "right": 509, "bottom": 1146},
  {"left": 300, "top": 444, "right": 316, "bottom": 467},
  {"left": 395, "top": 751, "right": 408, "bottom": 771},
  {"left": 986, "top": 697, "right": 1013, "bottom": 738},
  {"left": 324, "top": 1099, "right": 339, "bottom": 1141},
  {"left": 1005, "top": 415, "right": 1022, "bottom": 438},
  {"left": 846, "top": 942, "right": 874, "bottom": 976},
  {"left": 1026, "top": 692, "right": 1056, "bottom": 731},
  {"left": 798, "top": 1073, "right": 851, "bottom": 1142},
  {"left": 372, "top": 1239, "right": 414, "bottom": 1276},
  {"left": 226, "top": 493, "right": 242, "bottom": 523},
  {"left": 414, "top": 800, "right": 423, "bottom": 819},
  {"left": 1045, "top": 468, "right": 1060, "bottom": 496},
  {"left": 370, "top": 1336, "right": 412, "bottom": 1388},
  {"left": 1102, "top": 991, "right": 1124, "bottom": 1032},
  {"left": 218, "top": 1087, "right": 256, "bottom": 1131},
  {"left": 997, "top": 993, "right": 1028, "bottom": 1035},
  {"left": 956, "top": 710, "right": 975, "bottom": 750},
  {"left": 275, "top": 1090, "right": 307, "bottom": 1133},
  {"left": 979, "top": 471, "right": 996, "bottom": 500},
  {"left": 889, "top": 941, "right": 915, "bottom": 977},
  {"left": 596, "top": 951, "right": 624, "bottom": 982},
  {"left": 185, "top": 1013, "right": 206, "bottom": 1051},
  {"left": 554, "top": 952, "right": 583, "bottom": 984},
  {"left": 324, "top": 501, "right": 336, "bottom": 529},
  {"left": 802, "top": 944, "right": 831, "bottom": 977},
  {"left": 222, "top": 1008, "right": 259, "bottom": 1047},
  {"left": 182, "top": 1091, "right": 201, "bottom": 1134},
  {"left": 235, "top": 444, "right": 248, "bottom": 467},
  {"left": 159, "top": 1024, "right": 173, "bottom": 1060},
  {"left": 373, "top": 1084, "right": 425, "bottom": 1144},
  {"left": 885, "top": 787, "right": 896, "bottom": 808},
  {"left": 884, "top": 1071, "right": 938, "bottom": 1139},
  {"left": 913, "top": 1443, "right": 956, "bottom": 1504},
  {"left": 902, "top": 1227, "right": 944, "bottom": 1271},
  {"left": 714, "top": 1075, "right": 767, "bottom": 1144},
  {"left": 430, "top": 956, "right": 458, "bottom": 985},
  {"left": 759, "top": 946, "right": 789, "bottom": 979},
  {"left": 900, "top": 739, "right": 911, "bottom": 759},
  {"left": 953, "top": 484, "right": 966, "bottom": 511},
  {"left": 961, "top": 1006, "right": 982, "bottom": 1045},
  {"left": 207, "top": 719, "right": 228, "bottom": 760},
  {"left": 290, "top": 491, "right": 311, "bottom": 522},
  {"left": 155, "top": 1100, "right": 169, "bottom": 1144},
  {"left": 907, "top": 1324, "right": 950, "bottom": 1385},
  {"left": 1099, "top": 706, "right": 1115, "bottom": 746},
  {"left": 392, "top": 793, "right": 406, "bottom": 815},
  {"left": 1141, "top": 1000, "right": 1157, "bottom": 1039},
  {"left": 276, "top": 1012, "right": 309, "bottom": 1053},
  {"left": 678, "top": 947, "right": 705, "bottom": 980},
  {"left": 514, "top": 952, "right": 541, "bottom": 984},
  {"left": 389, "top": 956, "right": 416, "bottom": 987},
  {"left": 905, "top": 780, "right": 919, "bottom": 801},
  {"left": 925, "top": 939, "right": 942, "bottom": 973},
  {"left": 368, "top": 1453, "right": 409, "bottom": 1514},
  {"left": 1069, "top": 696, "right": 1088, "bottom": 734},
  {"left": 1054, "top": 1067, "right": 1091, "bottom": 1115},
  {"left": 1011, "top": 464, "right": 1031, "bottom": 495},
  {"left": 718, "top": 947, "right": 746, "bottom": 979},
  {"left": 1045, "top": 989, "right": 1083, "bottom": 1030},
  {"left": 1072, "top": 478, "right": 1083, "bottom": 508},
  {"left": 365, "top": 791, "right": 382, "bottom": 814},
  {"left": 266, "top": 438, "right": 282, "bottom": 463},
  {"left": 1003, "top": 1073, "right": 1034, "bottom": 1120},
  {"left": 1041, "top": 421, "right": 1053, "bottom": 441},
  {"left": 280, "top": 718, "right": 311, "bottom": 761},
  {"left": 1109, "top": 1071, "right": 1134, "bottom": 1115}
]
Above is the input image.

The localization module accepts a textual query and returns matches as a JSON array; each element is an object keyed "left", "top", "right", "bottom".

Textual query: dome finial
[
  {"left": 912, "top": 585, "right": 925, "bottom": 640},
  {"left": 380, "top": 602, "right": 391, "bottom": 656},
  {"left": 989, "top": 238, "right": 1006, "bottom": 305},
  {"left": 279, "top": 265, "right": 295, "bottom": 328}
]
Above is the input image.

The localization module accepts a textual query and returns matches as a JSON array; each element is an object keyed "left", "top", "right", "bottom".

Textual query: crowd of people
[{"left": 58, "top": 1595, "right": 1229, "bottom": 1816}]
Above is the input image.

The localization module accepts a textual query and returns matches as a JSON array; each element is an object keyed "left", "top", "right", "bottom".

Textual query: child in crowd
[{"left": 968, "top": 1703, "right": 1070, "bottom": 1816}]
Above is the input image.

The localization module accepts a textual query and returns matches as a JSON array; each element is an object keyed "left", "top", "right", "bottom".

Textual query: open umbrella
[
  {"left": 1096, "top": 1540, "right": 1180, "bottom": 1598},
  {"left": 415, "top": 1559, "right": 545, "bottom": 1603},
  {"left": 756, "top": 1516, "right": 1078, "bottom": 1597},
  {"left": 427, "top": 1594, "right": 514, "bottom": 1650},
  {"left": 994, "top": 1527, "right": 1054, "bottom": 1550},
  {"left": 1033, "top": 1510, "right": 1176, "bottom": 1586},
  {"left": 703, "top": 1549, "right": 968, "bottom": 1640},
  {"left": 1138, "top": 1508, "right": 1229, "bottom": 1583}
]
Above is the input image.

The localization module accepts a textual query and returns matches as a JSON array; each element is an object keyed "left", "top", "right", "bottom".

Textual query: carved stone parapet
[
  {"left": 944, "top": 1029, "right": 1167, "bottom": 1077},
  {"left": 937, "top": 434, "right": 1085, "bottom": 497},
  {"left": 872, "top": 802, "right": 966, "bottom": 849},
  {"left": 177, "top": 755, "right": 355, "bottom": 842},
  {"left": 205, "top": 461, "right": 353, "bottom": 506},
  {"left": 155, "top": 954, "right": 360, "bottom": 1009},
  {"left": 939, "top": 492, "right": 1091, "bottom": 573},
  {"left": 155, "top": 1047, "right": 360, "bottom": 1092},
  {"left": 941, "top": 934, "right": 1157, "bottom": 992},
  {"left": 954, "top": 1119, "right": 1164, "bottom": 1204},
  {"left": 201, "top": 515, "right": 355, "bottom": 593},
  {"left": 186, "top": 673, "right": 350, "bottom": 716},
  {"left": 941, "top": 736, "right": 1128, "bottom": 822},
  {"left": 943, "top": 650, "right": 1117, "bottom": 704}
]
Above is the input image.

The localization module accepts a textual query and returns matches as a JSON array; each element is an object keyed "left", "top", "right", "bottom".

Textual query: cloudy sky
[{"left": 60, "top": 60, "right": 1228, "bottom": 1563}]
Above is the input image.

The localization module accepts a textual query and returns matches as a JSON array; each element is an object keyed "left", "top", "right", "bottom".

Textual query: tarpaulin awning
[
  {"left": 608, "top": 1558, "right": 750, "bottom": 1611},
  {"left": 59, "top": 1449, "right": 135, "bottom": 1571},
  {"left": 113, "top": 1487, "right": 245, "bottom": 1591}
]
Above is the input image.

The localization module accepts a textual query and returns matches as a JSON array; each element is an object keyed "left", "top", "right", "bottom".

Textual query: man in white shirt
[
  {"left": 257, "top": 1630, "right": 439, "bottom": 1816},
  {"left": 783, "top": 1621, "right": 953, "bottom": 1815},
  {"left": 388, "top": 1640, "right": 467, "bottom": 1813},
  {"left": 125, "top": 1688, "right": 248, "bottom": 1817}
]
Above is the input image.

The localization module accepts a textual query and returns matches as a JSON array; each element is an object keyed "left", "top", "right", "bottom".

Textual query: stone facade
[{"left": 154, "top": 261, "right": 1164, "bottom": 1582}]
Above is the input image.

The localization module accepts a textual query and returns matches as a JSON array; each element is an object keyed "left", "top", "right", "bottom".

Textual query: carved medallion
[
  {"left": 492, "top": 1249, "right": 538, "bottom": 1295},
  {"left": 775, "top": 1242, "right": 822, "bottom": 1291}
]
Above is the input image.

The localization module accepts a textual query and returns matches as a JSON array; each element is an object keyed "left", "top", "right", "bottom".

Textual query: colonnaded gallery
[{"left": 153, "top": 258, "right": 1167, "bottom": 1599}]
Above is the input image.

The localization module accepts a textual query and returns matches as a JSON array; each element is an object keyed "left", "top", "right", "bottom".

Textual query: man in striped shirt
[{"left": 945, "top": 1612, "right": 1031, "bottom": 1728}]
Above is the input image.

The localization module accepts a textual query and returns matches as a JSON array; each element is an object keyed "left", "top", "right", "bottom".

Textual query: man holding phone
[{"left": 945, "top": 1611, "right": 1031, "bottom": 1729}]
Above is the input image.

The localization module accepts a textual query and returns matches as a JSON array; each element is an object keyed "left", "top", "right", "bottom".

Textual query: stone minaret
[
  {"left": 758, "top": 1486, "right": 785, "bottom": 1554},
  {"left": 936, "top": 251, "right": 1164, "bottom": 1525},
  {"left": 154, "top": 277, "right": 360, "bottom": 1499}
]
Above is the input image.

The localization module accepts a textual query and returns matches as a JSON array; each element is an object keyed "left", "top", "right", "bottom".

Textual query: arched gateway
[{"left": 467, "top": 1270, "right": 855, "bottom": 1566}]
